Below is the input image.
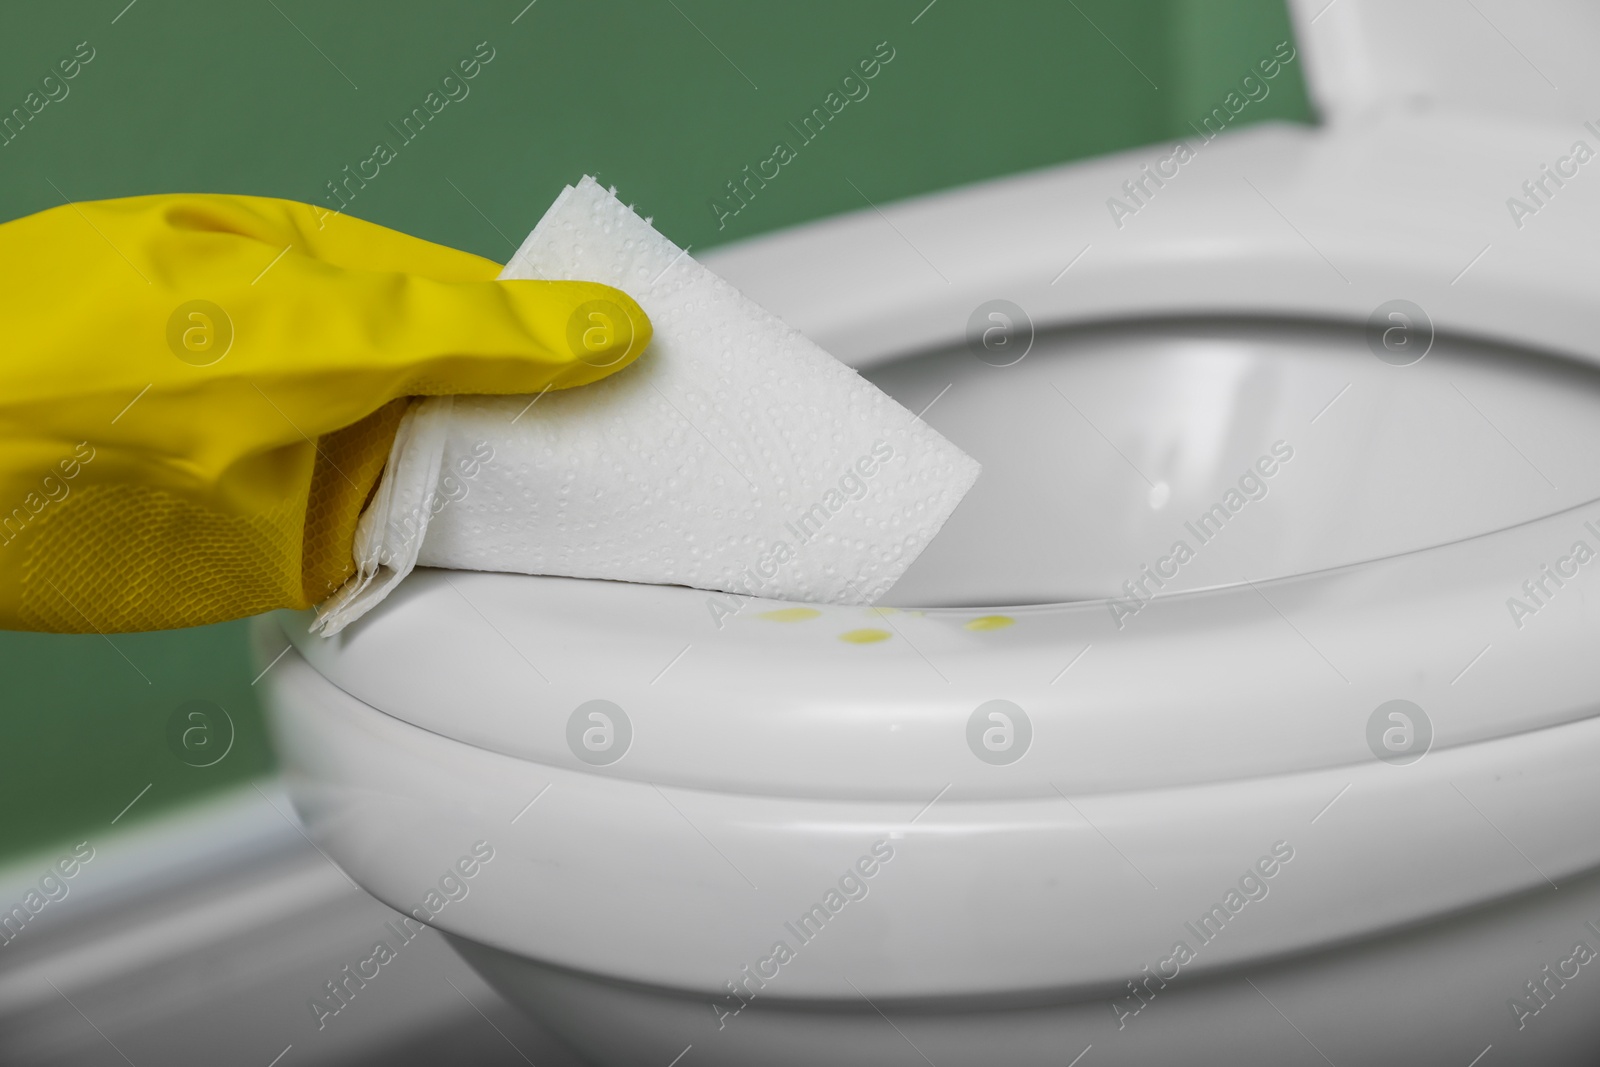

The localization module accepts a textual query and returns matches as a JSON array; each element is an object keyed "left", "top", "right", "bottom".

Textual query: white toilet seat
[
  {"left": 266, "top": 635, "right": 1600, "bottom": 998},
  {"left": 285, "top": 488, "right": 1600, "bottom": 799}
]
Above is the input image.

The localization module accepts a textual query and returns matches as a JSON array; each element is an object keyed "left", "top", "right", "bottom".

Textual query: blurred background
[{"left": 0, "top": 1, "right": 1310, "bottom": 1062}]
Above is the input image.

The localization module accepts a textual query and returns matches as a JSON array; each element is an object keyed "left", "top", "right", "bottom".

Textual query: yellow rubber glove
[{"left": 0, "top": 193, "right": 649, "bottom": 633}]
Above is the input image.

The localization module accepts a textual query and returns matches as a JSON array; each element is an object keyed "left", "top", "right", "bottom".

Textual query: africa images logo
[
  {"left": 1110, "top": 840, "right": 1296, "bottom": 1029},
  {"left": 711, "top": 840, "right": 896, "bottom": 1030},
  {"left": 1108, "top": 441, "right": 1295, "bottom": 630},
  {"left": 705, "top": 441, "right": 897, "bottom": 628},
  {"left": 708, "top": 41, "right": 896, "bottom": 231}
]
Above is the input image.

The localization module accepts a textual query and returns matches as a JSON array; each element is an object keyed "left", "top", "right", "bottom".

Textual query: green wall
[{"left": 0, "top": 0, "right": 1311, "bottom": 861}]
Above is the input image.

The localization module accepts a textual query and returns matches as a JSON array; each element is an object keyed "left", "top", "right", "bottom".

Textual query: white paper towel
[{"left": 313, "top": 176, "right": 979, "bottom": 635}]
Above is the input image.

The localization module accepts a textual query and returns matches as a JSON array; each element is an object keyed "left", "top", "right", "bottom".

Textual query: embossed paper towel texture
[{"left": 315, "top": 176, "right": 979, "bottom": 633}]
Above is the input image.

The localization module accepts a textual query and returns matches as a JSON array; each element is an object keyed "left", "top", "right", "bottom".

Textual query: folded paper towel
[{"left": 313, "top": 177, "right": 979, "bottom": 635}]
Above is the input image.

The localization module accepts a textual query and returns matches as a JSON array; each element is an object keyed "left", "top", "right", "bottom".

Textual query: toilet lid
[
  {"left": 287, "top": 110, "right": 1600, "bottom": 802},
  {"left": 1285, "top": 0, "right": 1600, "bottom": 129}
]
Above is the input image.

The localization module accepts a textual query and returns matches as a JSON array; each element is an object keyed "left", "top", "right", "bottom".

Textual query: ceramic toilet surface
[
  {"left": 284, "top": 491, "right": 1600, "bottom": 799},
  {"left": 263, "top": 104, "right": 1600, "bottom": 1057},
  {"left": 873, "top": 318, "right": 1600, "bottom": 608},
  {"left": 705, "top": 112, "right": 1600, "bottom": 378},
  {"left": 264, "top": 638, "right": 1600, "bottom": 1000}
]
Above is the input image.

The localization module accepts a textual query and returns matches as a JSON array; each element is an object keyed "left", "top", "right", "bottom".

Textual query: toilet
[{"left": 260, "top": 2, "right": 1600, "bottom": 1062}]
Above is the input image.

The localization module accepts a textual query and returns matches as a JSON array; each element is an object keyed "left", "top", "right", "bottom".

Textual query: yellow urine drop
[
  {"left": 760, "top": 607, "right": 822, "bottom": 623},
  {"left": 965, "top": 615, "right": 1016, "bottom": 631},
  {"left": 839, "top": 628, "right": 892, "bottom": 644}
]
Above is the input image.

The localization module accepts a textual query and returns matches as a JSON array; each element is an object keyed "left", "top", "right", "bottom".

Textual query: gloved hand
[{"left": 0, "top": 193, "right": 649, "bottom": 633}]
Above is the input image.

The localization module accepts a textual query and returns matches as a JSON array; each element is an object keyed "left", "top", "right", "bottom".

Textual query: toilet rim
[{"left": 701, "top": 113, "right": 1600, "bottom": 377}]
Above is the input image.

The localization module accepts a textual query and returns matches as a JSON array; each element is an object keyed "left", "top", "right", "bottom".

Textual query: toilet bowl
[{"left": 260, "top": 3, "right": 1600, "bottom": 1062}]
